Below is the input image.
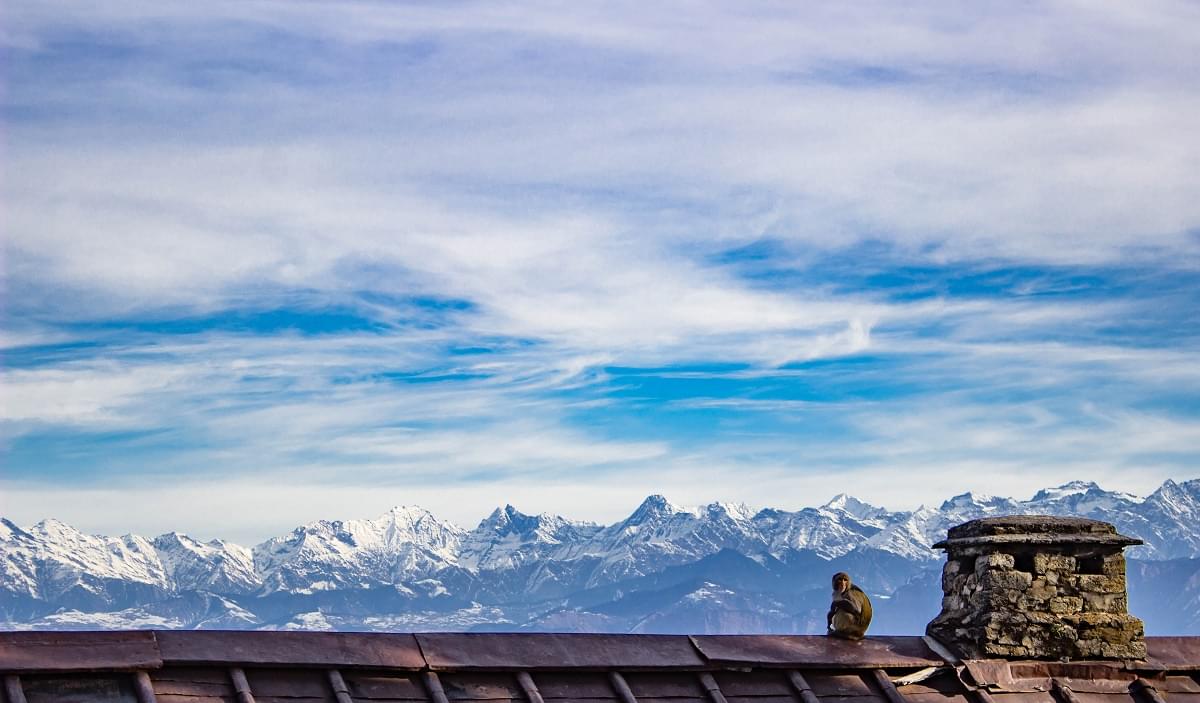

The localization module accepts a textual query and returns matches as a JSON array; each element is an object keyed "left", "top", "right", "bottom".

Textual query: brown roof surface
[{"left": 1, "top": 632, "right": 1197, "bottom": 703}]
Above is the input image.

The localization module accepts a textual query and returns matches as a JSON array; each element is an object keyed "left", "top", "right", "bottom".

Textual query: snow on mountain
[
  {"left": 24, "top": 519, "right": 168, "bottom": 597},
  {"left": 938, "top": 491, "right": 1023, "bottom": 516},
  {"left": 823, "top": 494, "right": 888, "bottom": 522},
  {"left": 2, "top": 478, "right": 1199, "bottom": 631},
  {"left": 1030, "top": 480, "right": 1143, "bottom": 514},
  {"left": 153, "top": 532, "right": 261, "bottom": 594},
  {"left": 580, "top": 496, "right": 767, "bottom": 586},
  {"left": 20, "top": 591, "right": 261, "bottom": 631},
  {"left": 459, "top": 505, "right": 599, "bottom": 572},
  {"left": 863, "top": 505, "right": 948, "bottom": 561},
  {"left": 32, "top": 609, "right": 184, "bottom": 630},
  {"left": 253, "top": 506, "right": 465, "bottom": 593},
  {"left": 0, "top": 519, "right": 177, "bottom": 620},
  {"left": 1120, "top": 479, "right": 1200, "bottom": 560},
  {"left": 755, "top": 507, "right": 873, "bottom": 559},
  {"left": 0, "top": 519, "right": 31, "bottom": 541},
  {"left": 0, "top": 520, "right": 40, "bottom": 599},
  {"left": 1030, "top": 480, "right": 1103, "bottom": 502}
]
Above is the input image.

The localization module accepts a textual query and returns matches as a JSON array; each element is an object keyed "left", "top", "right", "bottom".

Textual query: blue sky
[{"left": 2, "top": 1, "right": 1198, "bottom": 543}]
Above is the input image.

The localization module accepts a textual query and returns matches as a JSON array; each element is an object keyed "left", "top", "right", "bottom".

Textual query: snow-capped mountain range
[{"left": 3, "top": 479, "right": 1199, "bottom": 634}]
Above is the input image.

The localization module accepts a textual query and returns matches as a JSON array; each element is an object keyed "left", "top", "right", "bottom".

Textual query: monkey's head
[{"left": 832, "top": 571, "right": 851, "bottom": 593}]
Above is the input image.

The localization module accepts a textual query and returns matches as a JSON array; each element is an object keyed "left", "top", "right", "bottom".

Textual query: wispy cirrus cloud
[{"left": 2, "top": 0, "right": 1197, "bottom": 540}]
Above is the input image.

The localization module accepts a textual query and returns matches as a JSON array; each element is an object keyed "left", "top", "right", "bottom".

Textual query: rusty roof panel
[
  {"left": 1011, "top": 664, "right": 1133, "bottom": 682},
  {"left": 155, "top": 630, "right": 425, "bottom": 669},
  {"left": 154, "top": 666, "right": 227, "bottom": 680},
  {"left": 968, "top": 663, "right": 1135, "bottom": 691},
  {"left": 0, "top": 632, "right": 161, "bottom": 673},
  {"left": 150, "top": 666, "right": 236, "bottom": 703},
  {"left": 152, "top": 681, "right": 235, "bottom": 700},
  {"left": 981, "top": 679, "right": 1055, "bottom": 695},
  {"left": 1062, "top": 692, "right": 1134, "bottom": 703},
  {"left": 895, "top": 683, "right": 963, "bottom": 699},
  {"left": 438, "top": 672, "right": 522, "bottom": 700},
  {"left": 711, "top": 669, "right": 794, "bottom": 697},
  {"left": 622, "top": 672, "right": 707, "bottom": 699},
  {"left": 156, "top": 695, "right": 233, "bottom": 703},
  {"left": 896, "top": 693, "right": 972, "bottom": 703},
  {"left": 417, "top": 634, "right": 705, "bottom": 671},
  {"left": 966, "top": 673, "right": 1136, "bottom": 696},
  {"left": 343, "top": 672, "right": 429, "bottom": 701},
  {"left": 1161, "top": 677, "right": 1200, "bottom": 694},
  {"left": 533, "top": 671, "right": 618, "bottom": 699},
  {"left": 964, "top": 661, "right": 1016, "bottom": 688},
  {"left": 1053, "top": 679, "right": 1136, "bottom": 694},
  {"left": 21, "top": 674, "right": 140, "bottom": 703},
  {"left": 689, "top": 636, "right": 943, "bottom": 669},
  {"left": 244, "top": 668, "right": 336, "bottom": 701},
  {"left": 1143, "top": 638, "right": 1200, "bottom": 671},
  {"left": 725, "top": 696, "right": 798, "bottom": 703},
  {"left": 988, "top": 693, "right": 1055, "bottom": 703},
  {"left": 804, "top": 673, "right": 875, "bottom": 698},
  {"left": 810, "top": 695, "right": 879, "bottom": 703}
]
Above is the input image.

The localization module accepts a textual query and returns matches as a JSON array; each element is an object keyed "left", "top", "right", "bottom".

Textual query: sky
[{"left": 1, "top": 1, "right": 1198, "bottom": 545}]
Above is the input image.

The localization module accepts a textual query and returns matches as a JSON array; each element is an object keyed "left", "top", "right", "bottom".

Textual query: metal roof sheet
[
  {"left": 1142, "top": 637, "right": 1200, "bottom": 671},
  {"left": 689, "top": 636, "right": 944, "bottom": 669},
  {"left": 416, "top": 633, "right": 707, "bottom": 670},
  {"left": 2, "top": 630, "right": 1199, "bottom": 703},
  {"left": 156, "top": 630, "right": 425, "bottom": 669},
  {"left": 0, "top": 631, "right": 161, "bottom": 673}
]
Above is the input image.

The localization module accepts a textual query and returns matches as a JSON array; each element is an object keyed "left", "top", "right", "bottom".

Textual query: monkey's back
[{"left": 831, "top": 586, "right": 872, "bottom": 639}]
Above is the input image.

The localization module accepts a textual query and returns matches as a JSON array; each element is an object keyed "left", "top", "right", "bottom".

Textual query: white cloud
[
  {"left": 6, "top": 1, "right": 1200, "bottom": 324},
  {"left": 1, "top": 455, "right": 1192, "bottom": 546},
  {"left": 0, "top": 364, "right": 192, "bottom": 424},
  {"left": 2, "top": 0, "right": 1197, "bottom": 539}
]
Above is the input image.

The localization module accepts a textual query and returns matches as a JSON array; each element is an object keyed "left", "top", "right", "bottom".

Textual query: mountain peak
[
  {"left": 822, "top": 493, "right": 883, "bottom": 520},
  {"left": 939, "top": 492, "right": 978, "bottom": 510},
  {"left": 627, "top": 494, "right": 687, "bottom": 523},
  {"left": 381, "top": 505, "right": 435, "bottom": 520},
  {"left": 153, "top": 531, "right": 189, "bottom": 545},
  {"left": 704, "top": 501, "right": 754, "bottom": 521},
  {"left": 478, "top": 504, "right": 543, "bottom": 535},
  {"left": 1148, "top": 478, "right": 1200, "bottom": 511},
  {"left": 5, "top": 478, "right": 1200, "bottom": 631},
  {"left": 31, "top": 518, "right": 84, "bottom": 536},
  {"left": 642, "top": 494, "right": 672, "bottom": 509},
  {"left": 481, "top": 505, "right": 509, "bottom": 523},
  {"left": 0, "top": 518, "right": 32, "bottom": 541},
  {"left": 1147, "top": 479, "right": 1185, "bottom": 494},
  {"left": 1031, "top": 481, "right": 1101, "bottom": 502}
]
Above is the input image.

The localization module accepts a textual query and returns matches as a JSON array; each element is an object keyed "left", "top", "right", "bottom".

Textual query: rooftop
[{"left": 2, "top": 631, "right": 1198, "bottom": 703}]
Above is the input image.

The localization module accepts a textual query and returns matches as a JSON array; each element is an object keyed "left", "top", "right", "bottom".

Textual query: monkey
[{"left": 827, "top": 571, "right": 872, "bottom": 639}]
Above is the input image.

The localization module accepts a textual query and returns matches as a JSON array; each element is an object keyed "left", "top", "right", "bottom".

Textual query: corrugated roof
[{"left": 1, "top": 632, "right": 1197, "bottom": 703}]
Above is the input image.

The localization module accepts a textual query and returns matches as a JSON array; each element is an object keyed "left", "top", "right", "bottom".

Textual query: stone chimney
[{"left": 926, "top": 515, "right": 1145, "bottom": 660}]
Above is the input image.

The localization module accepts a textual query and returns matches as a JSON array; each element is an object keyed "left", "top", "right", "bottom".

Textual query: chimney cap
[{"left": 932, "top": 515, "right": 1143, "bottom": 551}]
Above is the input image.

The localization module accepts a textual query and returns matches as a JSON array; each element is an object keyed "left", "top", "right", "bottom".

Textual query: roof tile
[
  {"left": 417, "top": 634, "right": 705, "bottom": 671},
  {"left": 0, "top": 631, "right": 160, "bottom": 673},
  {"left": 156, "top": 630, "right": 425, "bottom": 669},
  {"left": 689, "top": 636, "right": 943, "bottom": 669}
]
